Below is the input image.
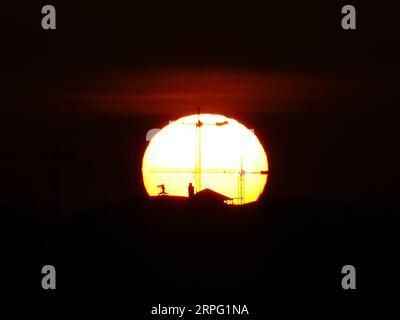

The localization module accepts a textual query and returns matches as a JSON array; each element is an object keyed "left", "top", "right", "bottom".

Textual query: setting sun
[{"left": 142, "top": 114, "right": 268, "bottom": 205}]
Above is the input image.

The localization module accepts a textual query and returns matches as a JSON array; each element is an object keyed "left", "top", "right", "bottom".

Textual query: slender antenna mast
[
  {"left": 195, "top": 106, "right": 202, "bottom": 192},
  {"left": 238, "top": 155, "right": 245, "bottom": 205}
]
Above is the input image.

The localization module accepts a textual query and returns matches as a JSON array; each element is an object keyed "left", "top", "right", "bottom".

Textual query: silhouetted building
[{"left": 191, "top": 188, "right": 232, "bottom": 205}]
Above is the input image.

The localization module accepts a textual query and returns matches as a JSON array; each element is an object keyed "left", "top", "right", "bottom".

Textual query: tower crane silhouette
[
  {"left": 147, "top": 108, "right": 268, "bottom": 204},
  {"left": 177, "top": 107, "right": 228, "bottom": 192}
]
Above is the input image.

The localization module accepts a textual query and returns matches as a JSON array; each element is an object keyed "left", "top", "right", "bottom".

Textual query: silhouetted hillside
[{"left": 2, "top": 197, "right": 399, "bottom": 299}]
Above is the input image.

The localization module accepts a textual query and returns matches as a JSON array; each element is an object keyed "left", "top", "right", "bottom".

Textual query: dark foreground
[{"left": 2, "top": 196, "right": 399, "bottom": 301}]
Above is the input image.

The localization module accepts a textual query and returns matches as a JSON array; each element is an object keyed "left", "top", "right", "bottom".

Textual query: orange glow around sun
[{"left": 142, "top": 114, "right": 268, "bottom": 205}]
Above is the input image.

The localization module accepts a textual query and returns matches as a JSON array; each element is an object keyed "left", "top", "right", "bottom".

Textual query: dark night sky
[{"left": 1, "top": 1, "right": 399, "bottom": 211}]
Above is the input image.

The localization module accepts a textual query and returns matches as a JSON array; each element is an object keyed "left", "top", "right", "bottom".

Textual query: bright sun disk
[{"left": 142, "top": 114, "right": 268, "bottom": 205}]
